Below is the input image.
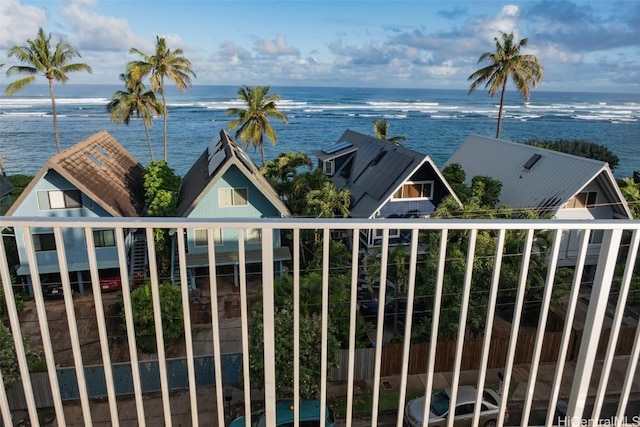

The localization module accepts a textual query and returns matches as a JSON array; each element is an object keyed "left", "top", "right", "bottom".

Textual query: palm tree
[
  {"left": 107, "top": 73, "right": 164, "bottom": 161},
  {"left": 468, "top": 32, "right": 543, "bottom": 139},
  {"left": 5, "top": 28, "right": 92, "bottom": 152},
  {"left": 127, "top": 36, "right": 196, "bottom": 161},
  {"left": 372, "top": 119, "right": 406, "bottom": 146},
  {"left": 226, "top": 85, "right": 289, "bottom": 165},
  {"left": 306, "top": 181, "right": 351, "bottom": 218}
]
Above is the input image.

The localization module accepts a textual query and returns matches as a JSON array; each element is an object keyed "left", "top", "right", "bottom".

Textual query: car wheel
[{"left": 484, "top": 420, "right": 497, "bottom": 427}]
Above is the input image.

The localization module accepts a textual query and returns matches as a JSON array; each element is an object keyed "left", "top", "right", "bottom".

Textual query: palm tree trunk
[
  {"left": 144, "top": 124, "right": 155, "bottom": 161},
  {"left": 160, "top": 80, "right": 168, "bottom": 162},
  {"left": 49, "top": 78, "right": 61, "bottom": 152},
  {"left": 260, "top": 135, "right": 266, "bottom": 166},
  {"left": 496, "top": 81, "right": 507, "bottom": 139}
]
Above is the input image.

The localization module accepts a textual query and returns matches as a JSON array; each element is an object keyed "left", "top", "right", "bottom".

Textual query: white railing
[{"left": 0, "top": 217, "right": 639, "bottom": 427}]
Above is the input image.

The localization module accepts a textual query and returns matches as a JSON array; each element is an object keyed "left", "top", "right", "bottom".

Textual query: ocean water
[{"left": 0, "top": 84, "right": 638, "bottom": 178}]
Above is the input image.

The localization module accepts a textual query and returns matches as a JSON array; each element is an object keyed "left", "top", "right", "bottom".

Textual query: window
[
  {"left": 38, "top": 190, "right": 82, "bottom": 210},
  {"left": 589, "top": 229, "right": 604, "bottom": 245},
  {"left": 246, "top": 228, "right": 261, "bottom": 244},
  {"left": 194, "top": 228, "right": 222, "bottom": 246},
  {"left": 33, "top": 233, "right": 56, "bottom": 251},
  {"left": 567, "top": 191, "right": 597, "bottom": 208},
  {"left": 374, "top": 228, "right": 400, "bottom": 239},
  {"left": 219, "top": 188, "right": 248, "bottom": 207},
  {"left": 393, "top": 181, "right": 434, "bottom": 200},
  {"left": 93, "top": 229, "right": 115, "bottom": 247},
  {"left": 456, "top": 403, "right": 475, "bottom": 416},
  {"left": 323, "top": 160, "right": 334, "bottom": 175}
]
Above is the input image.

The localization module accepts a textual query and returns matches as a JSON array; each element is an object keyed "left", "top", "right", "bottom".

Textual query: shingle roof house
[
  {"left": 316, "top": 129, "right": 461, "bottom": 248},
  {"left": 445, "top": 134, "right": 632, "bottom": 267},
  {"left": 174, "top": 129, "right": 291, "bottom": 286},
  {"left": 7, "top": 131, "right": 145, "bottom": 294}
]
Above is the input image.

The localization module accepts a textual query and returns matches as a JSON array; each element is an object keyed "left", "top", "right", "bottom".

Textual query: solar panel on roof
[
  {"left": 208, "top": 149, "right": 226, "bottom": 176},
  {"left": 322, "top": 141, "right": 352, "bottom": 155},
  {"left": 208, "top": 135, "right": 222, "bottom": 160}
]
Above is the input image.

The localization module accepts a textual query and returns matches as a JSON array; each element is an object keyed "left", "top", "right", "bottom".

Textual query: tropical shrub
[{"left": 124, "top": 282, "right": 183, "bottom": 353}]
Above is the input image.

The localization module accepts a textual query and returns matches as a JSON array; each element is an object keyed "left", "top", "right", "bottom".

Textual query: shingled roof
[{"left": 7, "top": 131, "right": 145, "bottom": 217}]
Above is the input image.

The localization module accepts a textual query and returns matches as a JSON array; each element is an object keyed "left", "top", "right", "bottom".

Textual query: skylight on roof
[
  {"left": 322, "top": 141, "right": 352, "bottom": 155},
  {"left": 87, "top": 153, "right": 102, "bottom": 166},
  {"left": 95, "top": 145, "right": 111, "bottom": 159},
  {"left": 524, "top": 153, "right": 542, "bottom": 170}
]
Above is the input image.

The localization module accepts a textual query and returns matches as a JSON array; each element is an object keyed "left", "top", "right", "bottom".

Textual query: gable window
[
  {"left": 33, "top": 233, "right": 56, "bottom": 251},
  {"left": 194, "top": 228, "right": 222, "bottom": 247},
  {"left": 246, "top": 228, "right": 261, "bottom": 244},
  {"left": 38, "top": 190, "right": 82, "bottom": 210},
  {"left": 567, "top": 191, "right": 597, "bottom": 208},
  {"left": 392, "top": 181, "right": 434, "bottom": 200},
  {"left": 323, "top": 160, "right": 335, "bottom": 176},
  {"left": 93, "top": 229, "right": 116, "bottom": 247},
  {"left": 219, "top": 188, "right": 248, "bottom": 207}
]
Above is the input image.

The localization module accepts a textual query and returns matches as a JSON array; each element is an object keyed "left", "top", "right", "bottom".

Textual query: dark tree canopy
[{"left": 524, "top": 139, "right": 619, "bottom": 171}]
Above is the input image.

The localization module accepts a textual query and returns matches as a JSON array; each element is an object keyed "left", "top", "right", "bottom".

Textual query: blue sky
[{"left": 1, "top": 0, "right": 639, "bottom": 92}]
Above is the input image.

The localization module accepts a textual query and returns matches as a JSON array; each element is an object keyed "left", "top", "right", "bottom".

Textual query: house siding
[
  {"left": 12, "top": 171, "right": 119, "bottom": 276},
  {"left": 186, "top": 165, "right": 283, "bottom": 254}
]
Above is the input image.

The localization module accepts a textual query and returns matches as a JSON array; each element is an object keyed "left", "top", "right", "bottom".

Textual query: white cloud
[
  {"left": 0, "top": 0, "right": 47, "bottom": 48},
  {"left": 255, "top": 34, "right": 299, "bottom": 56},
  {"left": 60, "top": 0, "right": 150, "bottom": 51}
]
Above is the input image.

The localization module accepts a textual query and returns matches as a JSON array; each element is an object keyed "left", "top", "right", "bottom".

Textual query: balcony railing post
[
  {"left": 567, "top": 228, "right": 623, "bottom": 425},
  {"left": 261, "top": 227, "right": 277, "bottom": 426}
]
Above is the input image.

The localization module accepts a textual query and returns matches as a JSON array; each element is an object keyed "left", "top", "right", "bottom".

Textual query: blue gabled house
[
  {"left": 173, "top": 129, "right": 291, "bottom": 287},
  {"left": 6, "top": 131, "right": 145, "bottom": 295}
]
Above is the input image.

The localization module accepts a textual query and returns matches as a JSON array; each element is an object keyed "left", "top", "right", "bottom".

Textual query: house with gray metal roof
[
  {"left": 175, "top": 129, "right": 291, "bottom": 287},
  {"left": 6, "top": 131, "right": 145, "bottom": 295},
  {"left": 316, "top": 129, "right": 461, "bottom": 248},
  {"left": 445, "top": 134, "right": 632, "bottom": 267}
]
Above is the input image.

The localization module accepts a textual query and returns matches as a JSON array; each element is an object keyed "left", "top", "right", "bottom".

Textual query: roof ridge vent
[{"left": 523, "top": 153, "right": 542, "bottom": 170}]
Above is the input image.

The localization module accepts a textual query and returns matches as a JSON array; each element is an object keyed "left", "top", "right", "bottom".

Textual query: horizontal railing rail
[{"left": 0, "top": 217, "right": 638, "bottom": 427}]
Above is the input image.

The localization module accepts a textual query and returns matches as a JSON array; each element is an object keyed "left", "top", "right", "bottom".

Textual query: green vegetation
[
  {"left": 107, "top": 73, "right": 164, "bottom": 161},
  {"left": 143, "top": 160, "right": 180, "bottom": 247},
  {"left": 372, "top": 119, "right": 406, "bottom": 146},
  {"left": 124, "top": 282, "right": 184, "bottom": 353},
  {"left": 6, "top": 174, "right": 33, "bottom": 205},
  {"left": 226, "top": 86, "right": 289, "bottom": 165},
  {"left": 249, "top": 275, "right": 342, "bottom": 399},
  {"left": 525, "top": 139, "right": 620, "bottom": 171},
  {"left": 0, "top": 323, "right": 42, "bottom": 386},
  {"left": 619, "top": 176, "right": 640, "bottom": 218},
  {"left": 468, "top": 32, "right": 543, "bottom": 138},
  {"left": 128, "top": 36, "right": 196, "bottom": 161},
  {"left": 5, "top": 28, "right": 92, "bottom": 152}
]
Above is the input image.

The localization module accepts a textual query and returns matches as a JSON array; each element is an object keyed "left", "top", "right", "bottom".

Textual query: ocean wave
[{"left": 1, "top": 111, "right": 51, "bottom": 117}]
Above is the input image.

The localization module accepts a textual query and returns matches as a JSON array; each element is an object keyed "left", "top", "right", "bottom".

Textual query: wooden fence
[{"left": 329, "top": 325, "right": 637, "bottom": 381}]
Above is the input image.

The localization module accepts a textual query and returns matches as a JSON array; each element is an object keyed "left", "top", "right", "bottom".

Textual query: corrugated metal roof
[
  {"left": 176, "top": 129, "right": 290, "bottom": 217},
  {"left": 445, "top": 134, "right": 631, "bottom": 217},
  {"left": 7, "top": 131, "right": 145, "bottom": 217}
]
